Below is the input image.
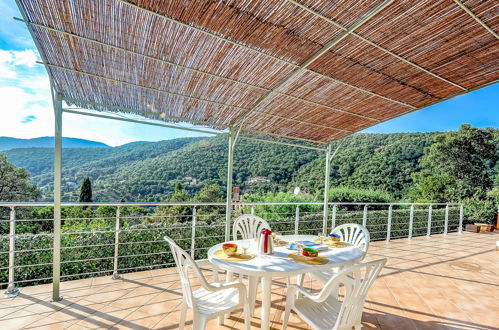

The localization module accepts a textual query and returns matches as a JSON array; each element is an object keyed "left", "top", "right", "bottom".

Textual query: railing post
[
  {"left": 408, "top": 204, "right": 414, "bottom": 239},
  {"left": 250, "top": 207, "right": 255, "bottom": 215},
  {"left": 458, "top": 204, "right": 464, "bottom": 234},
  {"left": 5, "top": 207, "right": 19, "bottom": 297},
  {"left": 427, "top": 205, "right": 432, "bottom": 236},
  {"left": 52, "top": 92, "right": 63, "bottom": 301},
  {"left": 386, "top": 205, "right": 392, "bottom": 242},
  {"left": 294, "top": 205, "right": 299, "bottom": 234},
  {"left": 112, "top": 206, "right": 121, "bottom": 280},
  {"left": 224, "top": 130, "right": 235, "bottom": 241},
  {"left": 322, "top": 144, "right": 332, "bottom": 235},
  {"left": 191, "top": 206, "right": 197, "bottom": 258},
  {"left": 362, "top": 205, "right": 368, "bottom": 227},
  {"left": 444, "top": 204, "right": 449, "bottom": 235},
  {"left": 331, "top": 204, "right": 337, "bottom": 232}
]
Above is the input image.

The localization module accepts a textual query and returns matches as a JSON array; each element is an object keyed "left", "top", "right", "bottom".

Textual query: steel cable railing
[{"left": 0, "top": 201, "right": 464, "bottom": 296}]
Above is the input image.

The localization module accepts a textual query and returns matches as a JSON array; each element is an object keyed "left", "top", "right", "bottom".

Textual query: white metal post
[
  {"left": 294, "top": 205, "right": 299, "bottom": 234},
  {"left": 112, "top": 206, "right": 121, "bottom": 279},
  {"left": 458, "top": 204, "right": 464, "bottom": 234},
  {"left": 5, "top": 207, "right": 19, "bottom": 297},
  {"left": 408, "top": 204, "right": 414, "bottom": 239},
  {"left": 52, "top": 93, "right": 63, "bottom": 301},
  {"left": 362, "top": 205, "right": 368, "bottom": 227},
  {"left": 225, "top": 130, "right": 235, "bottom": 241},
  {"left": 444, "top": 204, "right": 449, "bottom": 235},
  {"left": 191, "top": 206, "right": 197, "bottom": 258},
  {"left": 386, "top": 205, "right": 392, "bottom": 242},
  {"left": 251, "top": 207, "right": 255, "bottom": 215},
  {"left": 331, "top": 204, "right": 337, "bottom": 232},
  {"left": 427, "top": 205, "right": 432, "bottom": 236},
  {"left": 322, "top": 144, "right": 332, "bottom": 235}
]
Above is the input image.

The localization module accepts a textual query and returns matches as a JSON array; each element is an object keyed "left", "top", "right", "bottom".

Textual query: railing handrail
[{"left": 0, "top": 201, "right": 464, "bottom": 207}]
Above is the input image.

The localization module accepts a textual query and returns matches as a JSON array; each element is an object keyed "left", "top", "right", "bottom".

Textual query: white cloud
[
  {"left": 0, "top": 50, "right": 17, "bottom": 78},
  {"left": 0, "top": 46, "right": 207, "bottom": 146}
]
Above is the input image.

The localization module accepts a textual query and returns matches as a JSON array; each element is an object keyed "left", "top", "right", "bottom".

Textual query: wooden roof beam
[
  {"left": 233, "top": 0, "right": 395, "bottom": 133},
  {"left": 16, "top": 18, "right": 412, "bottom": 111},
  {"left": 41, "top": 62, "right": 354, "bottom": 133},
  {"left": 62, "top": 97, "right": 326, "bottom": 146},
  {"left": 13, "top": 17, "right": 268, "bottom": 93},
  {"left": 287, "top": 0, "right": 467, "bottom": 91},
  {"left": 452, "top": 0, "right": 499, "bottom": 40}
]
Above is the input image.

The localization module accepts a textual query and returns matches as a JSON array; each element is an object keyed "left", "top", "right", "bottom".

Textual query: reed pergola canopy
[{"left": 16, "top": 0, "right": 499, "bottom": 145}]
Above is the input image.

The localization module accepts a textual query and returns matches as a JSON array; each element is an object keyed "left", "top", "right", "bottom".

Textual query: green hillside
[{"left": 4, "top": 132, "right": 442, "bottom": 202}]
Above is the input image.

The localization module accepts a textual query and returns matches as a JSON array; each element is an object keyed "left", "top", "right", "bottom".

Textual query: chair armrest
[
  {"left": 287, "top": 284, "right": 319, "bottom": 301},
  {"left": 206, "top": 281, "right": 247, "bottom": 298}
]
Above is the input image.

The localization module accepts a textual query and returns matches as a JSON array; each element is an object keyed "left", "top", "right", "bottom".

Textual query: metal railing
[{"left": 0, "top": 201, "right": 463, "bottom": 297}]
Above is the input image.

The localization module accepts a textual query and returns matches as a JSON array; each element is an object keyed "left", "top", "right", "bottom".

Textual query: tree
[
  {"left": 153, "top": 183, "right": 191, "bottom": 222},
  {"left": 0, "top": 153, "right": 39, "bottom": 201},
  {"left": 410, "top": 125, "right": 497, "bottom": 202},
  {"left": 79, "top": 177, "right": 93, "bottom": 203}
]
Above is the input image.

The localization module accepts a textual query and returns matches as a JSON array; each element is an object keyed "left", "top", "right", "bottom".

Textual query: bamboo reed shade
[{"left": 18, "top": 0, "right": 499, "bottom": 144}]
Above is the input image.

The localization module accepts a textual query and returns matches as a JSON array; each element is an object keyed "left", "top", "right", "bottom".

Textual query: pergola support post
[
  {"left": 52, "top": 92, "right": 63, "bottom": 302},
  {"left": 322, "top": 144, "right": 332, "bottom": 235},
  {"left": 225, "top": 130, "right": 236, "bottom": 241}
]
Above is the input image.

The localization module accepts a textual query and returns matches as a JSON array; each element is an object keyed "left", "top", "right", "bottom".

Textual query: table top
[{"left": 207, "top": 235, "right": 364, "bottom": 278}]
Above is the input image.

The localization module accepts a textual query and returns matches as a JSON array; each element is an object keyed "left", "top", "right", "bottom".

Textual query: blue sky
[{"left": 0, "top": 0, "right": 497, "bottom": 146}]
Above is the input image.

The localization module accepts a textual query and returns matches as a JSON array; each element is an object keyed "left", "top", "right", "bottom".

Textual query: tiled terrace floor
[{"left": 1, "top": 232, "right": 498, "bottom": 330}]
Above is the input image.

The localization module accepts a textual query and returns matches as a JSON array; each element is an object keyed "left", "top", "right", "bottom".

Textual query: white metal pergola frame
[
  {"left": 48, "top": 92, "right": 338, "bottom": 301},
  {"left": 13, "top": 0, "right": 499, "bottom": 302}
]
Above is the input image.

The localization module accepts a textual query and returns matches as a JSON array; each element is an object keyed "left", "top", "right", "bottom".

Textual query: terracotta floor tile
[
  {"left": 23, "top": 315, "right": 71, "bottom": 329},
  {"left": 1, "top": 232, "right": 498, "bottom": 329}
]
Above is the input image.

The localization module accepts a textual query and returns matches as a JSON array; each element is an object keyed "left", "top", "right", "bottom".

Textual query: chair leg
[
  {"left": 192, "top": 314, "right": 206, "bottom": 330},
  {"left": 297, "top": 273, "right": 304, "bottom": 286},
  {"left": 211, "top": 264, "right": 220, "bottom": 282},
  {"left": 295, "top": 274, "right": 304, "bottom": 298},
  {"left": 227, "top": 271, "right": 234, "bottom": 282},
  {"left": 225, "top": 271, "right": 234, "bottom": 319},
  {"left": 282, "top": 303, "right": 291, "bottom": 330},
  {"left": 243, "top": 302, "right": 251, "bottom": 330},
  {"left": 179, "top": 303, "right": 187, "bottom": 330},
  {"left": 248, "top": 275, "right": 258, "bottom": 316}
]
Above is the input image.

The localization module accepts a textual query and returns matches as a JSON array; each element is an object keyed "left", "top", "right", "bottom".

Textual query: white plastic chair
[
  {"left": 232, "top": 214, "right": 271, "bottom": 241},
  {"left": 303, "top": 223, "right": 370, "bottom": 284},
  {"left": 228, "top": 214, "right": 271, "bottom": 314},
  {"left": 283, "top": 258, "right": 387, "bottom": 330},
  {"left": 164, "top": 236, "right": 251, "bottom": 330}
]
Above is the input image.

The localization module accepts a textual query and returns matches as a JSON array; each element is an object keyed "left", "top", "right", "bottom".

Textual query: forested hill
[{"left": 3, "top": 132, "right": 440, "bottom": 202}]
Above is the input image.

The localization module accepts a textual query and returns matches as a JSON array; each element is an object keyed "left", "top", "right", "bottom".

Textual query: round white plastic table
[{"left": 207, "top": 235, "right": 365, "bottom": 330}]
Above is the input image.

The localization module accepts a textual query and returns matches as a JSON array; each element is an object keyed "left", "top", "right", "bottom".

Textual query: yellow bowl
[{"left": 222, "top": 243, "right": 238, "bottom": 257}]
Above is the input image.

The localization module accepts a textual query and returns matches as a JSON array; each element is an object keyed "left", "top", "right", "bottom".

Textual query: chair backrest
[
  {"left": 331, "top": 223, "right": 370, "bottom": 255},
  {"left": 318, "top": 259, "right": 387, "bottom": 329},
  {"left": 164, "top": 236, "right": 210, "bottom": 308},
  {"left": 232, "top": 214, "right": 271, "bottom": 240}
]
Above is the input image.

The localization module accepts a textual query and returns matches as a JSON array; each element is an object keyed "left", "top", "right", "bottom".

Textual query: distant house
[
  {"left": 66, "top": 182, "right": 78, "bottom": 189},
  {"left": 247, "top": 176, "right": 271, "bottom": 185},
  {"left": 184, "top": 176, "right": 198, "bottom": 185}
]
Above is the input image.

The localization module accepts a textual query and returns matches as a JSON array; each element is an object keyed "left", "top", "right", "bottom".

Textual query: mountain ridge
[
  {"left": 0, "top": 137, "right": 109, "bottom": 151},
  {"left": 2, "top": 133, "right": 444, "bottom": 202}
]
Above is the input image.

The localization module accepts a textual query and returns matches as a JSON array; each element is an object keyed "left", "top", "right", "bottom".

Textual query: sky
[{"left": 0, "top": 0, "right": 497, "bottom": 147}]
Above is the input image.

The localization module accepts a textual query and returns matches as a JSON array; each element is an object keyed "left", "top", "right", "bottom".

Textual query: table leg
[
  {"left": 248, "top": 276, "right": 258, "bottom": 316},
  {"left": 260, "top": 277, "right": 272, "bottom": 330}
]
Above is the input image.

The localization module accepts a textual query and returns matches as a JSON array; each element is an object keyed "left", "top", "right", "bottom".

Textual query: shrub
[{"left": 463, "top": 198, "right": 497, "bottom": 225}]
